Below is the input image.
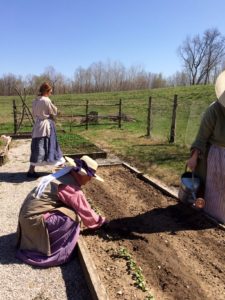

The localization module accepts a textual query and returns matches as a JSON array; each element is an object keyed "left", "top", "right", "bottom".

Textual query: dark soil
[{"left": 82, "top": 164, "right": 225, "bottom": 300}]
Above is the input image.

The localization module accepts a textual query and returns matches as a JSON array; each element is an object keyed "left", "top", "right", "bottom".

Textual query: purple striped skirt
[
  {"left": 204, "top": 144, "right": 225, "bottom": 224},
  {"left": 16, "top": 211, "right": 80, "bottom": 267}
]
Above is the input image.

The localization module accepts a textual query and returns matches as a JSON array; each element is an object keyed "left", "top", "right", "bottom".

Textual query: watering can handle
[
  {"left": 191, "top": 174, "right": 196, "bottom": 200},
  {"left": 184, "top": 164, "right": 196, "bottom": 177},
  {"left": 184, "top": 164, "right": 197, "bottom": 195}
]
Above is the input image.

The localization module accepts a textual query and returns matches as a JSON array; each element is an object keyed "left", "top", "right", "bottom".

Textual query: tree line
[{"left": 1, "top": 28, "right": 225, "bottom": 96}]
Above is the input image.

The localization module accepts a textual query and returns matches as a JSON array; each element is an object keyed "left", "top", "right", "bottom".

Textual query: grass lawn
[{"left": 58, "top": 132, "right": 102, "bottom": 155}]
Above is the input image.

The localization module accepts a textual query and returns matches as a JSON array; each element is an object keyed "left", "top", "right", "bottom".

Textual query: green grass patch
[{"left": 58, "top": 132, "right": 101, "bottom": 154}]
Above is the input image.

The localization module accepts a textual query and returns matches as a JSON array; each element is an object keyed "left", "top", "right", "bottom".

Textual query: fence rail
[{"left": 11, "top": 95, "right": 179, "bottom": 143}]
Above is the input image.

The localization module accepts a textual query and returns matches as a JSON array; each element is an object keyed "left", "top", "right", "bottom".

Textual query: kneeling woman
[{"left": 16, "top": 155, "right": 106, "bottom": 267}]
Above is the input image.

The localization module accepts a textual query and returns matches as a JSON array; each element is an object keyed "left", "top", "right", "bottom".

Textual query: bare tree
[
  {"left": 24, "top": 74, "right": 38, "bottom": 95},
  {"left": 74, "top": 66, "right": 93, "bottom": 93},
  {"left": 105, "top": 61, "right": 126, "bottom": 91},
  {"left": 178, "top": 28, "right": 225, "bottom": 85},
  {"left": 151, "top": 73, "right": 167, "bottom": 88},
  {"left": 167, "top": 71, "right": 189, "bottom": 86},
  {"left": 0, "top": 73, "right": 23, "bottom": 96},
  {"left": 0, "top": 61, "right": 170, "bottom": 95},
  {"left": 43, "top": 66, "right": 61, "bottom": 94}
]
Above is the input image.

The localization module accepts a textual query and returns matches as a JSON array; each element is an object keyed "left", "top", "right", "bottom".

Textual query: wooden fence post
[
  {"left": 146, "top": 96, "right": 152, "bottom": 137},
  {"left": 169, "top": 94, "right": 178, "bottom": 143},
  {"left": 69, "top": 115, "right": 72, "bottom": 132},
  {"left": 13, "top": 100, "right": 17, "bottom": 134},
  {"left": 118, "top": 99, "right": 122, "bottom": 128},
  {"left": 85, "top": 99, "right": 89, "bottom": 130}
]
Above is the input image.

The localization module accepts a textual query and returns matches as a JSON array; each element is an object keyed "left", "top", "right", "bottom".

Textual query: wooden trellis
[{"left": 13, "top": 87, "right": 34, "bottom": 133}]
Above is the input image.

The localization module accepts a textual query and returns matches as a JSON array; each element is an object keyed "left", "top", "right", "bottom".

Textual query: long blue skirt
[{"left": 30, "top": 120, "right": 64, "bottom": 166}]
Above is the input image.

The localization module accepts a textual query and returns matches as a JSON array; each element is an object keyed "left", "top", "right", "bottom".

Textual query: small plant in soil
[{"left": 115, "top": 247, "right": 155, "bottom": 300}]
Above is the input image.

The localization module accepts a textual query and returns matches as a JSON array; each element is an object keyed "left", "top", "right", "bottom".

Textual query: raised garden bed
[
  {"left": 10, "top": 132, "right": 32, "bottom": 139},
  {"left": 3, "top": 132, "right": 107, "bottom": 159},
  {"left": 58, "top": 133, "right": 107, "bottom": 159},
  {"left": 81, "top": 163, "right": 225, "bottom": 300}
]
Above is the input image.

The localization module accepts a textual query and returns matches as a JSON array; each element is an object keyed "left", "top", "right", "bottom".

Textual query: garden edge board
[
  {"left": 78, "top": 237, "right": 109, "bottom": 300},
  {"left": 8, "top": 133, "right": 108, "bottom": 159},
  {"left": 65, "top": 151, "right": 107, "bottom": 160}
]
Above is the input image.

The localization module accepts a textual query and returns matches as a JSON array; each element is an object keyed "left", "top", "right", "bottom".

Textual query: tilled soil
[{"left": 82, "top": 164, "right": 225, "bottom": 300}]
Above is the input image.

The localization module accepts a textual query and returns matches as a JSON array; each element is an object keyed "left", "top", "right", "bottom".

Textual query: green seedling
[{"left": 116, "top": 247, "right": 155, "bottom": 300}]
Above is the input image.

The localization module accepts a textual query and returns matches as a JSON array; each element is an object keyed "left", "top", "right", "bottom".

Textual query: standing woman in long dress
[
  {"left": 187, "top": 70, "right": 225, "bottom": 224},
  {"left": 27, "top": 82, "right": 65, "bottom": 178}
]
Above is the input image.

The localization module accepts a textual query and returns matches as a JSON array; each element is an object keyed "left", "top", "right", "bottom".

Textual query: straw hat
[
  {"left": 65, "top": 155, "right": 104, "bottom": 182},
  {"left": 215, "top": 70, "right": 225, "bottom": 107}
]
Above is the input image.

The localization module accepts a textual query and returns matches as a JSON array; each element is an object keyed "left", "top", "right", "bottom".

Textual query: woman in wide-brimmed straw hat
[
  {"left": 187, "top": 70, "right": 225, "bottom": 224},
  {"left": 16, "top": 155, "right": 106, "bottom": 267}
]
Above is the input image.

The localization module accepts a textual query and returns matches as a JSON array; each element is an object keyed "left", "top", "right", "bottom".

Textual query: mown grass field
[{"left": 0, "top": 85, "right": 216, "bottom": 187}]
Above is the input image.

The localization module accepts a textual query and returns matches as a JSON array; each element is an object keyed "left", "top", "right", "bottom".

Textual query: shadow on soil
[
  {"left": 0, "top": 172, "right": 51, "bottom": 183},
  {"left": 0, "top": 233, "right": 90, "bottom": 300},
  {"left": 82, "top": 202, "right": 217, "bottom": 242}
]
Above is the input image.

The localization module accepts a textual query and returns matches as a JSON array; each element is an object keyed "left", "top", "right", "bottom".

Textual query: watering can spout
[{"left": 193, "top": 198, "right": 205, "bottom": 209}]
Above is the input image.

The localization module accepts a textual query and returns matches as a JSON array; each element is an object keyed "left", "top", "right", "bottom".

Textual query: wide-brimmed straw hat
[
  {"left": 215, "top": 70, "right": 225, "bottom": 107},
  {"left": 65, "top": 155, "right": 104, "bottom": 182}
]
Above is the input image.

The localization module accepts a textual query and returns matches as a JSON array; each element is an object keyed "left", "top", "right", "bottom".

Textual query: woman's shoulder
[
  {"left": 208, "top": 100, "right": 225, "bottom": 112},
  {"left": 57, "top": 183, "right": 84, "bottom": 200},
  {"left": 33, "top": 96, "right": 51, "bottom": 103},
  {"left": 204, "top": 100, "right": 225, "bottom": 119},
  {"left": 32, "top": 97, "right": 39, "bottom": 103},
  {"left": 55, "top": 174, "right": 82, "bottom": 192},
  {"left": 204, "top": 101, "right": 219, "bottom": 114},
  {"left": 40, "top": 96, "right": 51, "bottom": 102}
]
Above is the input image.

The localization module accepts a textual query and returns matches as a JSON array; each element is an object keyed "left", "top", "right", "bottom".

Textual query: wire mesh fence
[{"left": 0, "top": 94, "right": 213, "bottom": 147}]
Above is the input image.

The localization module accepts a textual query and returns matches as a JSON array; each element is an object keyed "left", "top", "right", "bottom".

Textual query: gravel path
[{"left": 0, "top": 139, "right": 91, "bottom": 300}]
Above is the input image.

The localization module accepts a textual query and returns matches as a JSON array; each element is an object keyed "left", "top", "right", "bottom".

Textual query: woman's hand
[
  {"left": 49, "top": 114, "right": 56, "bottom": 121},
  {"left": 101, "top": 220, "right": 110, "bottom": 230},
  {"left": 187, "top": 149, "right": 199, "bottom": 171}
]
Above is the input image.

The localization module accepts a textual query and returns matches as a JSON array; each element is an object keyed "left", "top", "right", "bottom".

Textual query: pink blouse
[{"left": 57, "top": 184, "right": 105, "bottom": 229}]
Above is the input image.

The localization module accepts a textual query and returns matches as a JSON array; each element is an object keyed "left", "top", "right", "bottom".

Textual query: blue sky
[{"left": 1, "top": 0, "right": 225, "bottom": 79}]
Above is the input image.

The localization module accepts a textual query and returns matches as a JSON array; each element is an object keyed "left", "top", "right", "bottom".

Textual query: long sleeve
[
  {"left": 191, "top": 101, "right": 225, "bottom": 155},
  {"left": 48, "top": 101, "right": 57, "bottom": 116},
  {"left": 58, "top": 184, "right": 105, "bottom": 229},
  {"left": 191, "top": 102, "right": 217, "bottom": 154}
]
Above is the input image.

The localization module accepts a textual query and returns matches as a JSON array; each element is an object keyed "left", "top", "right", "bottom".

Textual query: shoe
[{"left": 27, "top": 172, "right": 40, "bottom": 178}]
